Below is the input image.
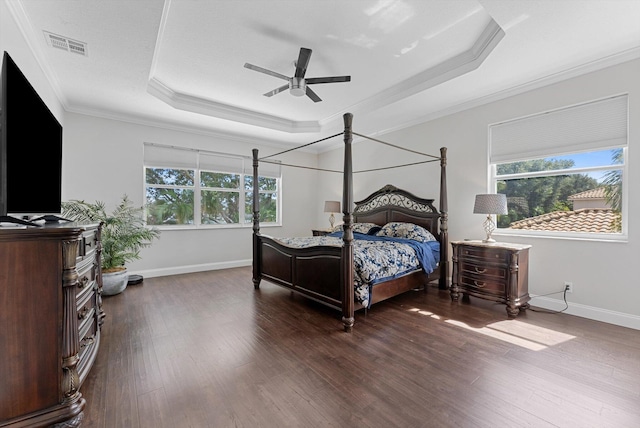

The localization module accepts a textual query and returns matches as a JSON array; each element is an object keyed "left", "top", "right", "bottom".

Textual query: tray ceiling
[{"left": 8, "top": 0, "right": 640, "bottom": 150}]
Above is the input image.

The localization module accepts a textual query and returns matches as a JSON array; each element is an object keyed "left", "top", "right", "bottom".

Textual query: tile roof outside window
[
  {"left": 567, "top": 187, "right": 607, "bottom": 201},
  {"left": 508, "top": 208, "right": 618, "bottom": 233}
]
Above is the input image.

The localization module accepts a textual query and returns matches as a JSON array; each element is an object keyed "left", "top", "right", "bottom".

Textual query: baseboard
[
  {"left": 130, "top": 259, "right": 251, "bottom": 279},
  {"left": 530, "top": 294, "right": 640, "bottom": 331}
]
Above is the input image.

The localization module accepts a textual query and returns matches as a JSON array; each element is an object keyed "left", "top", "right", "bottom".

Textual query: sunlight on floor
[{"left": 407, "top": 308, "right": 576, "bottom": 351}]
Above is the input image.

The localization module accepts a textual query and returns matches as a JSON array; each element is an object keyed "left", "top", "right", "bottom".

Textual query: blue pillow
[{"left": 376, "top": 222, "right": 436, "bottom": 242}]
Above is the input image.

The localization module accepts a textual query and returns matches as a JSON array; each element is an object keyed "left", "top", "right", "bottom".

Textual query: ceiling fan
[{"left": 244, "top": 47, "right": 351, "bottom": 102}]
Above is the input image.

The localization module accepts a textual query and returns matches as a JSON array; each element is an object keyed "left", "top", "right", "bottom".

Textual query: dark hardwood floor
[{"left": 80, "top": 267, "right": 640, "bottom": 427}]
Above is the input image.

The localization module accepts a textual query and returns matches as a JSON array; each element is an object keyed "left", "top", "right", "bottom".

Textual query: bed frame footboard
[{"left": 255, "top": 235, "right": 343, "bottom": 309}]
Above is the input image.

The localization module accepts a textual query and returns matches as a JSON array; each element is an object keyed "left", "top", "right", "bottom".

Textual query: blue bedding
[{"left": 330, "top": 231, "right": 440, "bottom": 285}]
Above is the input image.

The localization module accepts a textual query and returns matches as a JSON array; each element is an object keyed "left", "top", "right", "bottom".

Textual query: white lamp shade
[
  {"left": 324, "top": 200, "right": 340, "bottom": 213},
  {"left": 473, "top": 194, "right": 508, "bottom": 215}
]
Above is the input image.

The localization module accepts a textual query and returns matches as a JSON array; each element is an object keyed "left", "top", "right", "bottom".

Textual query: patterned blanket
[{"left": 273, "top": 233, "right": 439, "bottom": 307}]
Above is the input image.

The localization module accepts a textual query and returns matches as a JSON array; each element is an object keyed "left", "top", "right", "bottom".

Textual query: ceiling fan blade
[
  {"left": 306, "top": 76, "right": 351, "bottom": 85},
  {"left": 305, "top": 86, "right": 322, "bottom": 103},
  {"left": 244, "top": 63, "right": 290, "bottom": 81},
  {"left": 264, "top": 84, "right": 289, "bottom": 97},
  {"left": 294, "top": 47, "right": 312, "bottom": 78}
]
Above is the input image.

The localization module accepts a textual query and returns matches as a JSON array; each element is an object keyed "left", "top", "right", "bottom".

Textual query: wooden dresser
[
  {"left": 450, "top": 240, "right": 531, "bottom": 318},
  {"left": 0, "top": 222, "right": 103, "bottom": 427}
]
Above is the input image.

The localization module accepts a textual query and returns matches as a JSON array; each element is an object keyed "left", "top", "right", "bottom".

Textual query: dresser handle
[
  {"left": 78, "top": 276, "right": 89, "bottom": 288},
  {"left": 474, "top": 267, "right": 486, "bottom": 274},
  {"left": 473, "top": 280, "right": 485, "bottom": 288}
]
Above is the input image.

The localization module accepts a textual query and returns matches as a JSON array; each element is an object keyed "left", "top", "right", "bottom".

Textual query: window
[
  {"left": 489, "top": 95, "right": 627, "bottom": 238},
  {"left": 143, "top": 143, "right": 280, "bottom": 228}
]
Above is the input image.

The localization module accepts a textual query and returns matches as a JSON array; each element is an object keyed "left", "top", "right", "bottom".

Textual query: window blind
[
  {"left": 490, "top": 95, "right": 628, "bottom": 164},
  {"left": 199, "top": 153, "right": 243, "bottom": 174},
  {"left": 143, "top": 143, "right": 197, "bottom": 169}
]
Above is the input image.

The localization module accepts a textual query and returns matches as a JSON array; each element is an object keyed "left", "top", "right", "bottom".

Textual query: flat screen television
[{"left": 1, "top": 51, "right": 63, "bottom": 226}]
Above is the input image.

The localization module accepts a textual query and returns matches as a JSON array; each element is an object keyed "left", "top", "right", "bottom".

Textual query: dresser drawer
[
  {"left": 77, "top": 314, "right": 99, "bottom": 383},
  {"left": 77, "top": 229, "right": 99, "bottom": 262},
  {"left": 77, "top": 284, "right": 95, "bottom": 323},
  {"left": 76, "top": 256, "right": 97, "bottom": 303}
]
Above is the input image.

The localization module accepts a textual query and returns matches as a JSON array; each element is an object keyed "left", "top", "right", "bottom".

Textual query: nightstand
[
  {"left": 450, "top": 240, "right": 531, "bottom": 318},
  {"left": 312, "top": 229, "right": 332, "bottom": 236}
]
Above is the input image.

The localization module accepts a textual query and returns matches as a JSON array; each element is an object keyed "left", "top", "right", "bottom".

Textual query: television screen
[{"left": 0, "top": 51, "right": 63, "bottom": 221}]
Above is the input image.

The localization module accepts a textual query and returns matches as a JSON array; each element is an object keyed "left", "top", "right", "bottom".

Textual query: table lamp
[
  {"left": 473, "top": 193, "right": 507, "bottom": 243},
  {"left": 324, "top": 200, "right": 340, "bottom": 228}
]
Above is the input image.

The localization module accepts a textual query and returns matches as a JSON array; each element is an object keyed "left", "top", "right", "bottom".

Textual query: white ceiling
[{"left": 8, "top": 0, "right": 640, "bottom": 151}]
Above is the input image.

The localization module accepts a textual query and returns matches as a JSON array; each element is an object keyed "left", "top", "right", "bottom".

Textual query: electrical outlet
[{"left": 564, "top": 281, "right": 573, "bottom": 293}]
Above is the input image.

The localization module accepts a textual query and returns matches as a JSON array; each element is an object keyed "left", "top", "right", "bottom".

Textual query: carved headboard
[{"left": 353, "top": 185, "right": 442, "bottom": 239}]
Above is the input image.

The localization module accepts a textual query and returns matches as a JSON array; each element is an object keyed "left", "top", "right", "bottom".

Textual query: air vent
[{"left": 43, "top": 31, "right": 88, "bottom": 56}]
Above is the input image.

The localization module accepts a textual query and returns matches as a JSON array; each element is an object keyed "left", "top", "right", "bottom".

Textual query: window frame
[
  {"left": 488, "top": 95, "right": 628, "bottom": 242},
  {"left": 143, "top": 144, "right": 281, "bottom": 230},
  {"left": 490, "top": 149, "right": 628, "bottom": 242}
]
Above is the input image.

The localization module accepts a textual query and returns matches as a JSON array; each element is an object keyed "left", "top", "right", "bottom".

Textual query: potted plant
[{"left": 62, "top": 195, "right": 160, "bottom": 296}]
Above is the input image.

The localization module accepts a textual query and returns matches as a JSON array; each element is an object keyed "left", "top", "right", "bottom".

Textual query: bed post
[
  {"left": 252, "top": 148, "right": 261, "bottom": 289},
  {"left": 341, "top": 113, "right": 355, "bottom": 332},
  {"left": 438, "top": 147, "right": 449, "bottom": 290}
]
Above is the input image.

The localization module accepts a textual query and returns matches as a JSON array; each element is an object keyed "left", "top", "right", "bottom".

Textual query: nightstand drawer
[
  {"left": 459, "top": 261, "right": 508, "bottom": 283},
  {"left": 459, "top": 274, "right": 505, "bottom": 295},
  {"left": 459, "top": 246, "right": 510, "bottom": 265}
]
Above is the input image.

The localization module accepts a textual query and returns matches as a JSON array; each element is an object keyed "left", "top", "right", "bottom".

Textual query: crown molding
[
  {"left": 63, "top": 105, "right": 317, "bottom": 153},
  {"left": 146, "top": 77, "right": 322, "bottom": 133}
]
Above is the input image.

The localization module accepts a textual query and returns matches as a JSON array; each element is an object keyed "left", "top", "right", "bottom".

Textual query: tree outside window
[
  {"left": 145, "top": 166, "right": 279, "bottom": 227},
  {"left": 494, "top": 148, "right": 624, "bottom": 234}
]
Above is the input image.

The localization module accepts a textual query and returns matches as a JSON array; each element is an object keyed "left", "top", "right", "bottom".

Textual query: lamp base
[{"left": 482, "top": 215, "right": 496, "bottom": 243}]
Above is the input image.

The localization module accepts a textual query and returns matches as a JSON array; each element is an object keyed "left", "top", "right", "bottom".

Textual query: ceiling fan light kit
[
  {"left": 244, "top": 47, "right": 351, "bottom": 102},
  {"left": 290, "top": 77, "right": 306, "bottom": 97}
]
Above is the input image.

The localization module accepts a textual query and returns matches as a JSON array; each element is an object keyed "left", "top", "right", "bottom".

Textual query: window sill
[
  {"left": 152, "top": 223, "right": 282, "bottom": 231},
  {"left": 495, "top": 229, "right": 628, "bottom": 243}
]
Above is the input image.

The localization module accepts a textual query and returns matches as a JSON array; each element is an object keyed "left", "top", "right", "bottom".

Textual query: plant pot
[{"left": 102, "top": 268, "right": 129, "bottom": 296}]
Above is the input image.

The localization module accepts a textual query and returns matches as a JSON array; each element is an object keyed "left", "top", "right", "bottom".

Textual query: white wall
[
  {"left": 318, "top": 58, "right": 640, "bottom": 330},
  {"left": 0, "top": 1, "right": 64, "bottom": 122},
  {"left": 63, "top": 112, "right": 319, "bottom": 277}
]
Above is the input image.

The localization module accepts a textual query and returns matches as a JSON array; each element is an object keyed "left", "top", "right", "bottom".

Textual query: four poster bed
[{"left": 252, "top": 113, "right": 448, "bottom": 331}]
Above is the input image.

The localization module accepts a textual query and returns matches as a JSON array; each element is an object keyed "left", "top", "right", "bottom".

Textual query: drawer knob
[
  {"left": 474, "top": 267, "right": 486, "bottom": 274},
  {"left": 78, "top": 276, "right": 89, "bottom": 288},
  {"left": 473, "top": 280, "right": 486, "bottom": 288}
]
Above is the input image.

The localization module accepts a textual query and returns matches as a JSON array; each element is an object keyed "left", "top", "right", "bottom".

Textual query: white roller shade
[
  {"left": 199, "top": 153, "right": 243, "bottom": 174},
  {"left": 143, "top": 143, "right": 197, "bottom": 169},
  {"left": 490, "top": 95, "right": 628, "bottom": 163}
]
